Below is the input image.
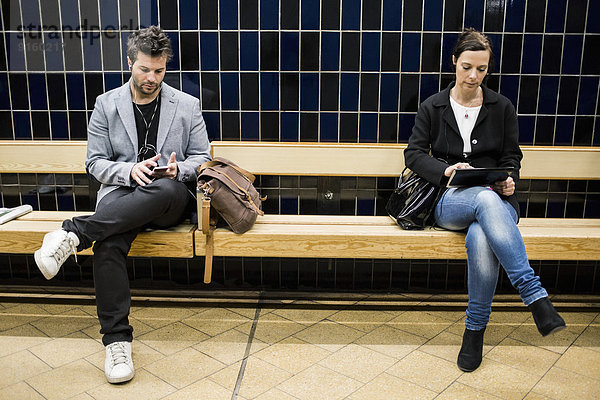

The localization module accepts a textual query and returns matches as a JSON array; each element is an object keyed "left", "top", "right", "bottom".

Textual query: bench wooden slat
[
  {"left": 0, "top": 212, "right": 198, "bottom": 258},
  {"left": 0, "top": 141, "right": 88, "bottom": 173},
  {"left": 194, "top": 217, "right": 600, "bottom": 261}
]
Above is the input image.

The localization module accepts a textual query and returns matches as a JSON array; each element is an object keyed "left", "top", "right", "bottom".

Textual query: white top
[{"left": 449, "top": 95, "right": 482, "bottom": 154}]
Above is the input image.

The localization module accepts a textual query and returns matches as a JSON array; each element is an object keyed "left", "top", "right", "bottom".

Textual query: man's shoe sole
[
  {"left": 34, "top": 250, "right": 55, "bottom": 280},
  {"left": 106, "top": 372, "right": 134, "bottom": 384}
]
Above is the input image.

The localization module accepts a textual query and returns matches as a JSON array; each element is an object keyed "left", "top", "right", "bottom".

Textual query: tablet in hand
[{"left": 447, "top": 167, "right": 514, "bottom": 187}]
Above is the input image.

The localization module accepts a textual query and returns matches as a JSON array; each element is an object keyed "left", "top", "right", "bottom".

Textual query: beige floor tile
[
  {"left": 293, "top": 320, "right": 364, "bottom": 352},
  {"left": 277, "top": 364, "right": 362, "bottom": 400},
  {"left": 327, "top": 309, "right": 396, "bottom": 333},
  {"left": 436, "top": 381, "right": 503, "bottom": 399},
  {"left": 129, "top": 306, "right": 197, "bottom": 329},
  {"left": 182, "top": 307, "right": 250, "bottom": 337},
  {"left": 0, "top": 381, "right": 46, "bottom": 400},
  {"left": 508, "top": 323, "right": 582, "bottom": 354},
  {"left": 196, "top": 328, "right": 267, "bottom": 365},
  {"left": 86, "top": 369, "right": 176, "bottom": 400},
  {"left": 348, "top": 372, "right": 437, "bottom": 400},
  {"left": 0, "top": 323, "right": 51, "bottom": 357},
  {"left": 386, "top": 350, "right": 461, "bottom": 393},
  {"left": 85, "top": 340, "right": 165, "bottom": 371},
  {"left": 419, "top": 330, "right": 466, "bottom": 364},
  {"left": 254, "top": 336, "right": 331, "bottom": 374},
  {"left": 387, "top": 311, "right": 453, "bottom": 339},
  {"left": 162, "top": 377, "right": 234, "bottom": 400},
  {"left": 532, "top": 366, "right": 600, "bottom": 400},
  {"left": 37, "top": 303, "right": 80, "bottom": 315},
  {"left": 67, "top": 393, "right": 96, "bottom": 400},
  {"left": 0, "top": 350, "right": 52, "bottom": 389},
  {"left": 458, "top": 358, "right": 539, "bottom": 400},
  {"left": 238, "top": 313, "right": 306, "bottom": 345},
  {"left": 226, "top": 307, "right": 260, "bottom": 320},
  {"left": 318, "top": 344, "right": 396, "bottom": 383},
  {"left": 79, "top": 305, "right": 98, "bottom": 317},
  {"left": 254, "top": 387, "right": 300, "bottom": 400},
  {"left": 573, "top": 325, "right": 600, "bottom": 350},
  {"left": 29, "top": 332, "right": 104, "bottom": 368},
  {"left": 522, "top": 392, "right": 554, "bottom": 400},
  {"left": 30, "top": 308, "right": 98, "bottom": 338},
  {"left": 420, "top": 309, "right": 466, "bottom": 323},
  {"left": 560, "top": 311, "right": 598, "bottom": 326},
  {"left": 26, "top": 359, "right": 104, "bottom": 400},
  {"left": 0, "top": 303, "right": 50, "bottom": 331},
  {"left": 211, "top": 357, "right": 293, "bottom": 399},
  {"left": 353, "top": 324, "right": 427, "bottom": 360},
  {"left": 489, "top": 310, "right": 532, "bottom": 324},
  {"left": 272, "top": 307, "right": 338, "bottom": 326},
  {"left": 485, "top": 337, "right": 560, "bottom": 378},
  {"left": 137, "top": 321, "right": 209, "bottom": 355},
  {"left": 555, "top": 346, "right": 600, "bottom": 380},
  {"left": 144, "top": 347, "right": 225, "bottom": 389}
]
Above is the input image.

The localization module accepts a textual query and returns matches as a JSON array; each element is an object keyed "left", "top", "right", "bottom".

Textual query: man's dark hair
[
  {"left": 127, "top": 25, "right": 173, "bottom": 63},
  {"left": 452, "top": 28, "right": 495, "bottom": 74}
]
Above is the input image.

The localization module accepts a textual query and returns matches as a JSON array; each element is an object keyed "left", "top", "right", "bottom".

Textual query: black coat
[{"left": 404, "top": 82, "right": 522, "bottom": 214}]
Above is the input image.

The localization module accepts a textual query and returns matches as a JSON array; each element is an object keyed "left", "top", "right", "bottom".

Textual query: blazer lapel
[
  {"left": 156, "top": 83, "right": 178, "bottom": 152},
  {"left": 115, "top": 83, "right": 138, "bottom": 151}
]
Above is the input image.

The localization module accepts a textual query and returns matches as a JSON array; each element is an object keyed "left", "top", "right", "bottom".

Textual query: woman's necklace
[{"left": 453, "top": 87, "right": 481, "bottom": 119}]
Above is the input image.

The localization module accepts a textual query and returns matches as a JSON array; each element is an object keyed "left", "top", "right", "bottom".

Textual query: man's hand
[
  {"left": 131, "top": 153, "right": 161, "bottom": 186},
  {"left": 492, "top": 176, "right": 515, "bottom": 196},
  {"left": 152, "top": 152, "right": 178, "bottom": 180}
]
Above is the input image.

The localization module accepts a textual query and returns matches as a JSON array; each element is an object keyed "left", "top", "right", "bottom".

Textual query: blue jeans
[{"left": 434, "top": 186, "right": 548, "bottom": 331}]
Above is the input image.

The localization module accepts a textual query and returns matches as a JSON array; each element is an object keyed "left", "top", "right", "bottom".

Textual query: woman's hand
[
  {"left": 492, "top": 176, "right": 515, "bottom": 196},
  {"left": 444, "top": 162, "right": 473, "bottom": 177}
]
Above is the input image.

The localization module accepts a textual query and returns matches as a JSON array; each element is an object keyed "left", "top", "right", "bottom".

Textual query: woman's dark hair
[
  {"left": 127, "top": 25, "right": 173, "bottom": 63},
  {"left": 452, "top": 28, "right": 495, "bottom": 73}
]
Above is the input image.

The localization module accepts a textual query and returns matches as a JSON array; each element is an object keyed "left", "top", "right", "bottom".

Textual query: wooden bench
[
  {"left": 196, "top": 141, "right": 600, "bottom": 282},
  {"left": 1, "top": 140, "right": 600, "bottom": 285},
  {"left": 0, "top": 141, "right": 197, "bottom": 258}
]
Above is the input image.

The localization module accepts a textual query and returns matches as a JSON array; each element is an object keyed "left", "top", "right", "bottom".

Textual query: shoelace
[
  {"left": 108, "top": 342, "right": 130, "bottom": 366},
  {"left": 44, "top": 232, "right": 78, "bottom": 263}
]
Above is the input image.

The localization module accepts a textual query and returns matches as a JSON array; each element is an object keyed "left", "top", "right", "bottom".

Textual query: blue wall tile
[
  {"left": 342, "top": 0, "right": 361, "bottom": 30},
  {"left": 382, "top": 0, "right": 401, "bottom": 31},
  {"left": 240, "top": 32, "right": 259, "bottom": 71},
  {"left": 261, "top": 0, "right": 279, "bottom": 29},
  {"left": 321, "top": 32, "right": 340, "bottom": 71},
  {"left": 14, "top": 112, "right": 31, "bottom": 138},
  {"left": 180, "top": 0, "right": 199, "bottom": 29},
  {"left": 340, "top": 73, "right": 359, "bottom": 111},
  {"left": 423, "top": 0, "right": 443, "bottom": 31},
  {"left": 44, "top": 34, "right": 64, "bottom": 71},
  {"left": 0, "top": 74, "right": 10, "bottom": 109},
  {"left": 202, "top": 111, "right": 220, "bottom": 140},
  {"left": 83, "top": 39, "right": 102, "bottom": 71},
  {"left": 281, "top": 112, "right": 299, "bottom": 141},
  {"left": 361, "top": 33, "right": 380, "bottom": 71},
  {"left": 546, "top": 0, "right": 567, "bottom": 33},
  {"left": 21, "top": 0, "right": 41, "bottom": 28},
  {"left": 401, "top": 33, "right": 420, "bottom": 72},
  {"left": 181, "top": 72, "right": 200, "bottom": 97},
  {"left": 219, "top": 0, "right": 238, "bottom": 30},
  {"left": 28, "top": 74, "right": 47, "bottom": 110},
  {"left": 577, "top": 77, "right": 599, "bottom": 115},
  {"left": 538, "top": 76, "right": 559, "bottom": 114},
  {"left": 50, "top": 111, "right": 68, "bottom": 139},
  {"left": 221, "top": 73, "right": 239, "bottom": 110},
  {"left": 100, "top": 0, "right": 119, "bottom": 30},
  {"left": 105, "top": 72, "right": 123, "bottom": 91},
  {"left": 139, "top": 0, "right": 159, "bottom": 28},
  {"left": 464, "top": 0, "right": 484, "bottom": 30},
  {"left": 420, "top": 74, "right": 439, "bottom": 101},
  {"left": 241, "top": 112, "right": 259, "bottom": 140},
  {"left": 301, "top": 0, "right": 320, "bottom": 30},
  {"left": 166, "top": 32, "right": 180, "bottom": 70},
  {"left": 300, "top": 73, "right": 319, "bottom": 111},
  {"left": 398, "top": 113, "right": 415, "bottom": 141},
  {"left": 380, "top": 73, "right": 399, "bottom": 112},
  {"left": 505, "top": 0, "right": 525, "bottom": 32},
  {"left": 588, "top": 0, "right": 600, "bottom": 33},
  {"left": 359, "top": 113, "right": 378, "bottom": 142},
  {"left": 7, "top": 33, "right": 26, "bottom": 71},
  {"left": 66, "top": 74, "right": 85, "bottom": 110},
  {"left": 261, "top": 72, "right": 279, "bottom": 110},
  {"left": 555, "top": 116, "right": 574, "bottom": 145},
  {"left": 521, "top": 34, "right": 542, "bottom": 74},
  {"left": 200, "top": 32, "right": 219, "bottom": 71},
  {"left": 561, "top": 35, "right": 583, "bottom": 74},
  {"left": 518, "top": 115, "right": 535, "bottom": 144},
  {"left": 320, "top": 113, "right": 338, "bottom": 142}
]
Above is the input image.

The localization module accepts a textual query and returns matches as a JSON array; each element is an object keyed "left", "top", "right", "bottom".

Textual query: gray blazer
[{"left": 85, "top": 81, "right": 211, "bottom": 204}]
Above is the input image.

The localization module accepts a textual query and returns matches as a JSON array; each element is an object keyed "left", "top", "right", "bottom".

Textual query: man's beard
[{"left": 133, "top": 77, "right": 160, "bottom": 96}]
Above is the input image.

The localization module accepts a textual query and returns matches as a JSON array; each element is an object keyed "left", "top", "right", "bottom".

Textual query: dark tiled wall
[
  {"left": 0, "top": 0, "right": 598, "bottom": 144},
  {"left": 1, "top": 1, "right": 599, "bottom": 293}
]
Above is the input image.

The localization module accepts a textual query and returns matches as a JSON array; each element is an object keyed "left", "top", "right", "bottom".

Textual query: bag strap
[
  {"left": 198, "top": 158, "right": 257, "bottom": 183},
  {"left": 203, "top": 229, "right": 214, "bottom": 284}
]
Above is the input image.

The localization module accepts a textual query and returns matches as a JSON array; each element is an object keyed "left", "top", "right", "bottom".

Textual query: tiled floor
[{"left": 0, "top": 294, "right": 599, "bottom": 400}]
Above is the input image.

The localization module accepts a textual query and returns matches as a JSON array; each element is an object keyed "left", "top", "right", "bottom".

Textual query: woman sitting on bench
[{"left": 404, "top": 28, "right": 566, "bottom": 372}]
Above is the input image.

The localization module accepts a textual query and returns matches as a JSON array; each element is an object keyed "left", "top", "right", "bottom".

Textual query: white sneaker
[
  {"left": 34, "top": 229, "right": 80, "bottom": 280},
  {"left": 105, "top": 341, "right": 135, "bottom": 384}
]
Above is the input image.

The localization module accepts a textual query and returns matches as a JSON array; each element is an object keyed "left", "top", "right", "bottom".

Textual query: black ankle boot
[
  {"left": 528, "top": 297, "right": 566, "bottom": 336},
  {"left": 457, "top": 327, "right": 485, "bottom": 372}
]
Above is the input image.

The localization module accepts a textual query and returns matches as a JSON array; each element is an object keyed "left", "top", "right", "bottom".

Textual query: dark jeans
[{"left": 63, "top": 178, "right": 190, "bottom": 345}]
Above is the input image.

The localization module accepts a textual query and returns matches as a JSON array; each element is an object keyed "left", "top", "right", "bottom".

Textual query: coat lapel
[
  {"left": 115, "top": 82, "right": 138, "bottom": 151},
  {"left": 156, "top": 83, "right": 178, "bottom": 152}
]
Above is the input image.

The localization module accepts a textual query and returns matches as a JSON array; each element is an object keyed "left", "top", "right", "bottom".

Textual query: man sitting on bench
[{"left": 34, "top": 26, "right": 211, "bottom": 384}]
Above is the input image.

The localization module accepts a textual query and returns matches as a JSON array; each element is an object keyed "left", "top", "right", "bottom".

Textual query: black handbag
[{"left": 386, "top": 168, "right": 443, "bottom": 230}]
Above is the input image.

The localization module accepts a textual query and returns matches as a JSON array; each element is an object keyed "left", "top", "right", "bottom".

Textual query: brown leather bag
[{"left": 196, "top": 157, "right": 264, "bottom": 283}]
